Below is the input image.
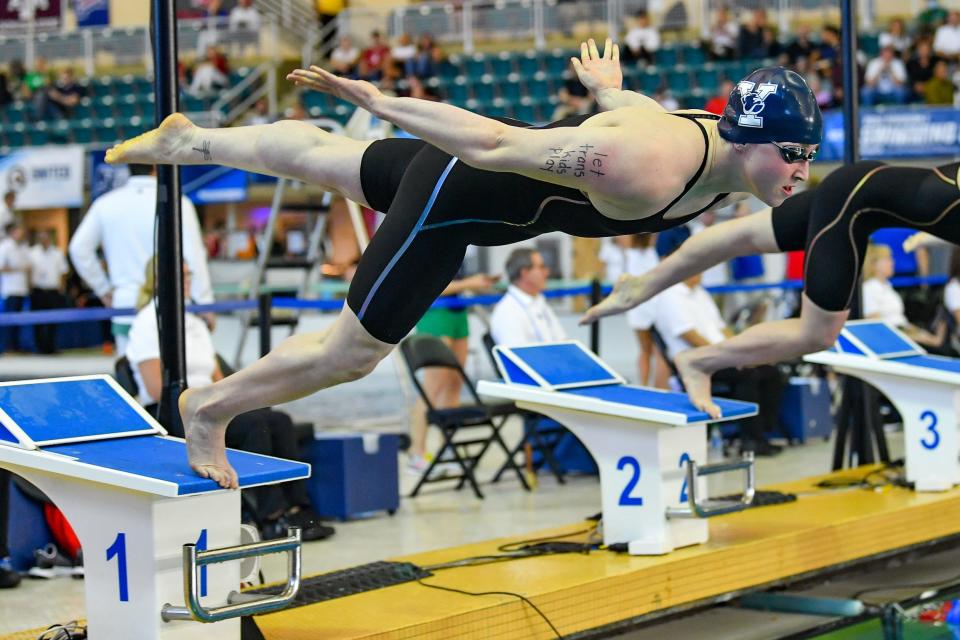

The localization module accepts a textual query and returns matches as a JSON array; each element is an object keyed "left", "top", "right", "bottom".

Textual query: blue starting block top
[
  {"left": 837, "top": 321, "right": 924, "bottom": 359},
  {"left": 0, "top": 375, "right": 310, "bottom": 497},
  {"left": 493, "top": 341, "right": 624, "bottom": 390},
  {"left": 483, "top": 341, "right": 756, "bottom": 425}
]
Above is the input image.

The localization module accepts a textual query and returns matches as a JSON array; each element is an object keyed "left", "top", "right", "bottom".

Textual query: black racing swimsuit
[
  {"left": 352, "top": 112, "right": 729, "bottom": 343},
  {"left": 771, "top": 160, "right": 960, "bottom": 312}
]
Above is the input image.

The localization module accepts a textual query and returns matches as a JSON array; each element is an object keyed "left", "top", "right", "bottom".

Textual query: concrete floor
[{"left": 0, "top": 309, "right": 905, "bottom": 638}]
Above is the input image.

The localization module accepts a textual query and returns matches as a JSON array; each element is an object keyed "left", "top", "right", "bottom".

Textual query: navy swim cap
[{"left": 717, "top": 67, "right": 822, "bottom": 146}]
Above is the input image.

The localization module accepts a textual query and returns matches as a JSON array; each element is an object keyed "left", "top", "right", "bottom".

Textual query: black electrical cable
[{"left": 416, "top": 577, "right": 564, "bottom": 639}]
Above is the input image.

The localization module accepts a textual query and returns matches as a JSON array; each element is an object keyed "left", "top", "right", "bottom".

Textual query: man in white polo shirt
[
  {"left": 29, "top": 230, "right": 68, "bottom": 354},
  {"left": 0, "top": 223, "right": 31, "bottom": 352},
  {"left": 69, "top": 164, "right": 214, "bottom": 355},
  {"left": 654, "top": 270, "right": 785, "bottom": 456},
  {"left": 490, "top": 248, "right": 566, "bottom": 346}
]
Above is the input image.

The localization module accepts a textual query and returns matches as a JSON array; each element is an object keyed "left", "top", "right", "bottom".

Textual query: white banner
[{"left": 0, "top": 145, "right": 85, "bottom": 209}]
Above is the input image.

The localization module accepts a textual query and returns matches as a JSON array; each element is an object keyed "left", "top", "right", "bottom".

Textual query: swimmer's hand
[
  {"left": 902, "top": 231, "right": 938, "bottom": 253},
  {"left": 461, "top": 273, "right": 499, "bottom": 293},
  {"left": 571, "top": 38, "right": 622, "bottom": 95},
  {"left": 579, "top": 273, "right": 651, "bottom": 325},
  {"left": 287, "top": 66, "right": 384, "bottom": 112}
]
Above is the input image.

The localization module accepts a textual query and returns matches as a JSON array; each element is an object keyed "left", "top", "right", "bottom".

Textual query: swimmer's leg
[
  {"left": 180, "top": 307, "right": 393, "bottom": 488},
  {"left": 106, "top": 113, "right": 372, "bottom": 206},
  {"left": 676, "top": 294, "right": 847, "bottom": 418}
]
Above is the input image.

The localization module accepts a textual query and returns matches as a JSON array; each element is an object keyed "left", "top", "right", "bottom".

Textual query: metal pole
[
  {"left": 841, "top": 0, "right": 859, "bottom": 165},
  {"left": 152, "top": 0, "right": 187, "bottom": 433},
  {"left": 258, "top": 293, "right": 272, "bottom": 358},
  {"left": 590, "top": 278, "right": 601, "bottom": 355}
]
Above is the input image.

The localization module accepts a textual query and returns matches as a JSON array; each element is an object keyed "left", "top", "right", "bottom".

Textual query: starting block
[
  {"left": 0, "top": 375, "right": 311, "bottom": 640},
  {"left": 806, "top": 320, "right": 960, "bottom": 492},
  {"left": 477, "top": 341, "right": 758, "bottom": 555}
]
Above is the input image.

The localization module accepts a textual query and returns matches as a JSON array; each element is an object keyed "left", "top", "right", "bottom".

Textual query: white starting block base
[
  {"left": 479, "top": 342, "right": 757, "bottom": 555},
  {"left": 0, "top": 376, "right": 311, "bottom": 640},
  {"left": 806, "top": 321, "right": 960, "bottom": 492}
]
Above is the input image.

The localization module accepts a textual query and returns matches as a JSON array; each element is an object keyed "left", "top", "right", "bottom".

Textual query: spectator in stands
[
  {"left": 358, "top": 30, "right": 391, "bottom": 82},
  {"left": 126, "top": 258, "right": 334, "bottom": 542},
  {"left": 707, "top": 7, "right": 738, "bottom": 61},
  {"left": 0, "top": 224, "right": 31, "bottom": 352},
  {"left": 0, "top": 191, "right": 16, "bottom": 236},
  {"left": 25, "top": 57, "right": 53, "bottom": 121},
  {"left": 762, "top": 27, "right": 783, "bottom": 61},
  {"left": 46, "top": 67, "right": 85, "bottom": 120},
  {"left": 785, "top": 24, "right": 816, "bottom": 66},
  {"left": 933, "top": 10, "right": 960, "bottom": 62},
  {"left": 29, "top": 230, "right": 67, "bottom": 355},
  {"left": 815, "top": 25, "right": 841, "bottom": 67},
  {"left": 244, "top": 97, "right": 274, "bottom": 125},
  {"left": 6, "top": 60, "right": 26, "bottom": 102},
  {"left": 228, "top": 0, "right": 260, "bottom": 31},
  {"left": 879, "top": 18, "right": 911, "bottom": 58},
  {"left": 862, "top": 244, "right": 941, "bottom": 347},
  {"left": 408, "top": 33, "right": 444, "bottom": 80},
  {"left": 0, "top": 69, "right": 11, "bottom": 108},
  {"left": 187, "top": 46, "right": 230, "bottom": 98},
  {"left": 738, "top": 9, "right": 768, "bottom": 59},
  {"left": 69, "top": 164, "right": 214, "bottom": 356},
  {"left": 652, "top": 268, "right": 785, "bottom": 456},
  {"left": 704, "top": 79, "right": 733, "bottom": 115},
  {"left": 622, "top": 10, "right": 661, "bottom": 65},
  {"left": 552, "top": 72, "right": 594, "bottom": 120},
  {"left": 654, "top": 88, "right": 679, "bottom": 110},
  {"left": 908, "top": 39, "right": 942, "bottom": 100},
  {"left": 862, "top": 45, "right": 910, "bottom": 105},
  {"left": 490, "top": 248, "right": 566, "bottom": 346},
  {"left": 390, "top": 33, "right": 417, "bottom": 79},
  {"left": 924, "top": 59, "right": 954, "bottom": 104},
  {"left": 329, "top": 36, "right": 360, "bottom": 77},
  {"left": 806, "top": 70, "right": 834, "bottom": 109},
  {"left": 919, "top": 0, "right": 950, "bottom": 37}
]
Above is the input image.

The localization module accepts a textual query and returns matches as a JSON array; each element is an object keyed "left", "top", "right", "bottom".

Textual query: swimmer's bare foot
[
  {"left": 180, "top": 387, "right": 238, "bottom": 490},
  {"left": 675, "top": 350, "right": 721, "bottom": 419},
  {"left": 105, "top": 113, "right": 201, "bottom": 165},
  {"left": 579, "top": 273, "right": 653, "bottom": 325}
]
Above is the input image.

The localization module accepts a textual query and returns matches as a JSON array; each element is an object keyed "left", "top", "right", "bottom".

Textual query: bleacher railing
[
  {"left": 1, "top": 15, "right": 283, "bottom": 75},
  {"left": 327, "top": 0, "right": 878, "bottom": 56}
]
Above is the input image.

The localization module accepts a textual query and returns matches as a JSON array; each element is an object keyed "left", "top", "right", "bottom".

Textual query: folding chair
[
  {"left": 481, "top": 333, "right": 569, "bottom": 484},
  {"left": 399, "top": 334, "right": 530, "bottom": 499}
]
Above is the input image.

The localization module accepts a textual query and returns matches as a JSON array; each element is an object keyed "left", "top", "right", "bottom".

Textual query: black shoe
[
  {"left": 0, "top": 557, "right": 21, "bottom": 589},
  {"left": 264, "top": 507, "right": 336, "bottom": 542},
  {"left": 744, "top": 441, "right": 783, "bottom": 457},
  {"left": 28, "top": 543, "right": 78, "bottom": 579}
]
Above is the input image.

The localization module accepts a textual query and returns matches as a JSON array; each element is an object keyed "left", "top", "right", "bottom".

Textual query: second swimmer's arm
[{"left": 648, "top": 209, "right": 778, "bottom": 295}]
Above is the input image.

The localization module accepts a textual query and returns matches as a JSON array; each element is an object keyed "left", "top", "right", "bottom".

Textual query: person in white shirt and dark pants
[
  {"left": 490, "top": 248, "right": 567, "bottom": 346},
  {"left": 68, "top": 164, "right": 214, "bottom": 356},
  {"left": 29, "top": 230, "right": 68, "bottom": 354},
  {"left": 0, "top": 224, "right": 31, "bottom": 352}
]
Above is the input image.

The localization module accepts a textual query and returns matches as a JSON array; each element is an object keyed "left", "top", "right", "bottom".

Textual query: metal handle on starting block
[
  {"left": 666, "top": 453, "right": 755, "bottom": 519},
  {"left": 161, "top": 527, "right": 302, "bottom": 623}
]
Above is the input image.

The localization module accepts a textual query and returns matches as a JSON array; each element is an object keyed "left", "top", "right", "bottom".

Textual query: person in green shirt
[{"left": 924, "top": 59, "right": 955, "bottom": 104}]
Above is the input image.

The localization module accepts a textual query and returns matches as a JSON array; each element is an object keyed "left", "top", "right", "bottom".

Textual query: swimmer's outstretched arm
[
  {"left": 581, "top": 207, "right": 777, "bottom": 323},
  {"left": 570, "top": 38, "right": 665, "bottom": 112},
  {"left": 288, "top": 66, "right": 643, "bottom": 198}
]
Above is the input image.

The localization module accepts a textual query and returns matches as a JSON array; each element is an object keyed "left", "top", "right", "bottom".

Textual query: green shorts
[{"left": 415, "top": 308, "right": 469, "bottom": 340}]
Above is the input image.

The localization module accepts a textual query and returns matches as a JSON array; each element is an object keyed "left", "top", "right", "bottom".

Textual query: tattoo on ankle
[{"left": 192, "top": 140, "right": 212, "bottom": 161}]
